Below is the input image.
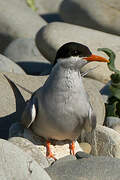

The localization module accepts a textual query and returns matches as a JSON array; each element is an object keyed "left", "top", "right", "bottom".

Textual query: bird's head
[{"left": 53, "top": 42, "right": 109, "bottom": 69}]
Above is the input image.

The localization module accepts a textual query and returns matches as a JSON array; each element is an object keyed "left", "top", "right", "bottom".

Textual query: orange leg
[
  {"left": 46, "top": 140, "right": 57, "bottom": 160},
  {"left": 69, "top": 141, "right": 75, "bottom": 155}
]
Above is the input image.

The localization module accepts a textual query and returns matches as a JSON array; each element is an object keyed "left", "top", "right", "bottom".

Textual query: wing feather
[{"left": 21, "top": 97, "right": 37, "bottom": 128}]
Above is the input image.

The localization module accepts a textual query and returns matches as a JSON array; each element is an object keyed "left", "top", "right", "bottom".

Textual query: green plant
[{"left": 97, "top": 48, "right": 120, "bottom": 118}]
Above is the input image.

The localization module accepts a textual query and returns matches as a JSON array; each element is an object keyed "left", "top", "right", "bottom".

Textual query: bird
[{"left": 5, "top": 42, "right": 109, "bottom": 160}]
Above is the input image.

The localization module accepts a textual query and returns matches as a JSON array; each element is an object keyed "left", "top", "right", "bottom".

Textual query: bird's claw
[{"left": 47, "top": 152, "right": 57, "bottom": 161}]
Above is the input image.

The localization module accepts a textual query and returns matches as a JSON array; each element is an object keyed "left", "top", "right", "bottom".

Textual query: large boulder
[
  {"left": 4, "top": 38, "right": 52, "bottom": 75},
  {"left": 9, "top": 136, "right": 50, "bottom": 168},
  {"left": 0, "top": 0, "right": 46, "bottom": 52},
  {"left": 0, "top": 54, "right": 25, "bottom": 74},
  {"left": 0, "top": 138, "right": 51, "bottom": 180},
  {"left": 84, "top": 125, "right": 120, "bottom": 158},
  {"left": 59, "top": 0, "right": 120, "bottom": 35},
  {"left": 46, "top": 156, "right": 120, "bottom": 180}
]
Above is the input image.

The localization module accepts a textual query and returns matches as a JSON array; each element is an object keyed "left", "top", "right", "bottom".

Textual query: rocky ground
[{"left": 0, "top": 0, "right": 120, "bottom": 179}]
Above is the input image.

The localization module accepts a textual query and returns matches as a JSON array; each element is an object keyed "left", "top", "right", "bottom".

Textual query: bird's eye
[{"left": 72, "top": 50, "right": 80, "bottom": 56}]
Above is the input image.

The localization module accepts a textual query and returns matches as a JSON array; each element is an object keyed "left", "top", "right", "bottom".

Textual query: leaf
[
  {"left": 110, "top": 85, "right": 120, "bottom": 100},
  {"left": 106, "top": 101, "right": 118, "bottom": 117},
  {"left": 26, "top": 0, "right": 37, "bottom": 11},
  {"left": 97, "top": 48, "right": 120, "bottom": 74}
]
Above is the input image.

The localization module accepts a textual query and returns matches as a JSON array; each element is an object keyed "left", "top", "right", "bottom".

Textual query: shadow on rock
[
  {"left": 0, "top": 112, "right": 18, "bottom": 139},
  {"left": 17, "top": 61, "right": 52, "bottom": 75},
  {"left": 0, "top": 33, "right": 13, "bottom": 53},
  {"left": 41, "top": 13, "right": 63, "bottom": 23}
]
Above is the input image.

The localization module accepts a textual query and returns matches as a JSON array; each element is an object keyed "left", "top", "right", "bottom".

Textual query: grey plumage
[{"left": 21, "top": 57, "right": 96, "bottom": 141}]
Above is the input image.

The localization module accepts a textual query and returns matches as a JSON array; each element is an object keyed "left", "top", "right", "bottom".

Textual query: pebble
[
  {"left": 35, "top": 22, "right": 120, "bottom": 83},
  {"left": 59, "top": 0, "right": 120, "bottom": 35},
  {"left": 78, "top": 142, "right": 91, "bottom": 154},
  {"left": 75, "top": 151, "right": 92, "bottom": 159}
]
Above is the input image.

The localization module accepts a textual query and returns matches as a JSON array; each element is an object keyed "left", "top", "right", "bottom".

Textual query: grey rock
[
  {"left": 0, "top": 54, "right": 25, "bottom": 74},
  {"left": 36, "top": 0, "right": 63, "bottom": 14},
  {"left": 0, "top": 72, "right": 105, "bottom": 139},
  {"left": 9, "top": 136, "right": 50, "bottom": 168},
  {"left": 18, "top": 0, "right": 62, "bottom": 14},
  {"left": 16, "top": 0, "right": 62, "bottom": 23},
  {"left": 76, "top": 151, "right": 92, "bottom": 159},
  {"left": 4, "top": 38, "right": 52, "bottom": 75},
  {"left": 35, "top": 22, "right": 120, "bottom": 83},
  {"left": 0, "top": 138, "right": 51, "bottom": 180},
  {"left": 59, "top": 0, "right": 120, "bottom": 36},
  {"left": 52, "top": 155, "right": 76, "bottom": 166},
  {"left": 0, "top": 0, "right": 46, "bottom": 52},
  {"left": 84, "top": 125, "right": 120, "bottom": 158},
  {"left": 46, "top": 156, "right": 120, "bottom": 180},
  {"left": 4, "top": 38, "right": 47, "bottom": 62},
  {"left": 105, "top": 116, "right": 120, "bottom": 134}
]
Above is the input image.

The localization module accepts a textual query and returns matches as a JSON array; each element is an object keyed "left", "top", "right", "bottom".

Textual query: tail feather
[{"left": 3, "top": 74, "right": 26, "bottom": 120}]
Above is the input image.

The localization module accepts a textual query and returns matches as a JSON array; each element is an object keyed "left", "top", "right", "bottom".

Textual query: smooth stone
[
  {"left": 0, "top": 54, "right": 25, "bottom": 74},
  {"left": 84, "top": 125, "right": 120, "bottom": 158},
  {"left": 105, "top": 116, "right": 120, "bottom": 134},
  {"left": 59, "top": 0, "right": 120, "bottom": 35},
  {"left": 4, "top": 38, "right": 47, "bottom": 62},
  {"left": 35, "top": 22, "right": 120, "bottom": 83},
  {"left": 0, "top": 138, "right": 51, "bottom": 180},
  {"left": 53, "top": 155, "right": 76, "bottom": 164},
  {"left": 19, "top": 0, "right": 62, "bottom": 14},
  {"left": 46, "top": 156, "right": 120, "bottom": 180},
  {"left": 17, "top": 0, "right": 62, "bottom": 23},
  {"left": 4, "top": 38, "right": 52, "bottom": 75},
  {"left": 0, "top": 72, "right": 105, "bottom": 139},
  {"left": 78, "top": 142, "right": 91, "bottom": 154},
  {"left": 35, "top": 0, "right": 63, "bottom": 14},
  {"left": 51, "top": 155, "right": 76, "bottom": 166},
  {"left": 0, "top": 0, "right": 46, "bottom": 52},
  {"left": 76, "top": 151, "right": 92, "bottom": 159},
  {"left": 9, "top": 136, "right": 50, "bottom": 168}
]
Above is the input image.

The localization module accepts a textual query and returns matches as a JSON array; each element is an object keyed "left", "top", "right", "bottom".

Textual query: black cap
[{"left": 53, "top": 42, "right": 92, "bottom": 65}]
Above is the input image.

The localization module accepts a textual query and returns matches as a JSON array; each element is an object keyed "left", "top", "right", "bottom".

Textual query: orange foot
[
  {"left": 69, "top": 141, "right": 75, "bottom": 155},
  {"left": 46, "top": 140, "right": 57, "bottom": 160}
]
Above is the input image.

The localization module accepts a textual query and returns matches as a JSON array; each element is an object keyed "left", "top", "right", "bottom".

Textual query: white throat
[{"left": 44, "top": 57, "right": 87, "bottom": 95}]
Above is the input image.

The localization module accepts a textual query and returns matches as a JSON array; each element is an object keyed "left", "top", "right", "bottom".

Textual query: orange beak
[{"left": 83, "top": 54, "right": 109, "bottom": 63}]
